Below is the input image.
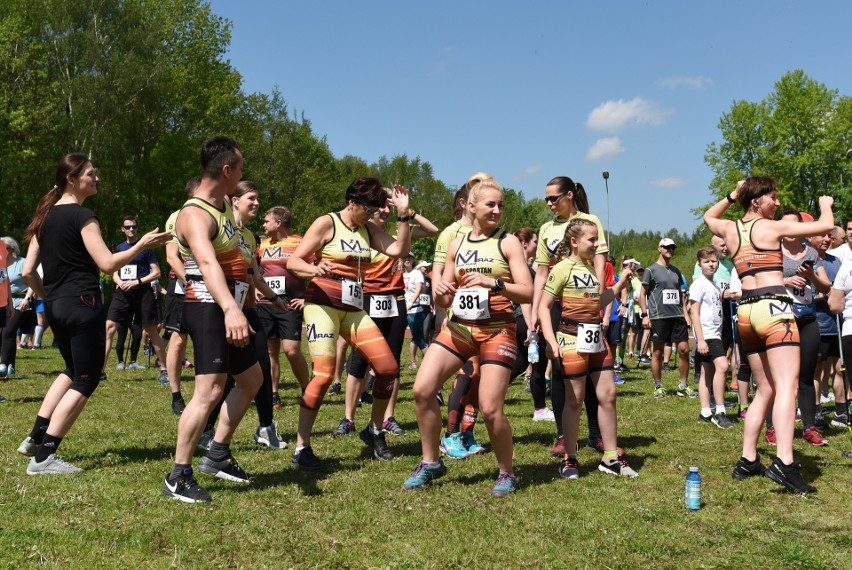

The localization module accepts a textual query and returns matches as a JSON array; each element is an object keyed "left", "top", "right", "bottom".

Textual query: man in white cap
[
  {"left": 639, "top": 238, "right": 694, "bottom": 398},
  {"left": 403, "top": 256, "right": 429, "bottom": 368}
]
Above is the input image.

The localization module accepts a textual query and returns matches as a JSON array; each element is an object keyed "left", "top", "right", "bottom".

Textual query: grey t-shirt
[
  {"left": 642, "top": 262, "right": 687, "bottom": 320},
  {"left": 783, "top": 245, "right": 821, "bottom": 317}
]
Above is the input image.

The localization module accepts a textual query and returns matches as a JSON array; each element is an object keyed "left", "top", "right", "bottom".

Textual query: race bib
[
  {"left": 120, "top": 265, "right": 138, "bottom": 281},
  {"left": 451, "top": 288, "right": 490, "bottom": 320},
  {"left": 233, "top": 280, "right": 249, "bottom": 310},
  {"left": 369, "top": 294, "right": 398, "bottom": 318},
  {"left": 342, "top": 278, "right": 363, "bottom": 310},
  {"left": 174, "top": 280, "right": 185, "bottom": 295},
  {"left": 662, "top": 289, "right": 680, "bottom": 305},
  {"left": 418, "top": 293, "right": 431, "bottom": 306},
  {"left": 576, "top": 323, "right": 605, "bottom": 354},
  {"left": 0, "top": 269, "right": 6, "bottom": 284},
  {"left": 264, "top": 276, "right": 286, "bottom": 296},
  {"left": 786, "top": 284, "right": 813, "bottom": 305}
]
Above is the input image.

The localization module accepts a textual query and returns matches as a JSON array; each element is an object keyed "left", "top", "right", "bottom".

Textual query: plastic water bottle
[
  {"left": 685, "top": 466, "right": 702, "bottom": 511},
  {"left": 528, "top": 330, "right": 539, "bottom": 363}
]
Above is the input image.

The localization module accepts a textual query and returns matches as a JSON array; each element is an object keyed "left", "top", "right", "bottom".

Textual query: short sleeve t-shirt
[
  {"left": 815, "top": 252, "right": 841, "bottom": 335},
  {"left": 783, "top": 246, "right": 821, "bottom": 318},
  {"left": 404, "top": 269, "right": 425, "bottom": 314},
  {"left": 689, "top": 274, "right": 723, "bottom": 340},
  {"left": 831, "top": 260, "right": 852, "bottom": 337},
  {"left": 115, "top": 240, "right": 158, "bottom": 281},
  {"left": 642, "top": 262, "right": 686, "bottom": 320},
  {"left": 39, "top": 204, "right": 101, "bottom": 300},
  {"left": 536, "top": 212, "right": 608, "bottom": 268}
]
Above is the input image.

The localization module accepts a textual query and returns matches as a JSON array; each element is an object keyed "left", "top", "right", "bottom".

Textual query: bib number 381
[
  {"left": 451, "top": 288, "right": 490, "bottom": 320},
  {"left": 576, "top": 323, "right": 604, "bottom": 354}
]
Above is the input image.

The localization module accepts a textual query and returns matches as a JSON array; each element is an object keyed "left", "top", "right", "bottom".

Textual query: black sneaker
[
  {"left": 332, "top": 418, "right": 355, "bottom": 437},
  {"left": 711, "top": 412, "right": 734, "bottom": 429},
  {"left": 360, "top": 426, "right": 394, "bottom": 460},
  {"left": 732, "top": 456, "right": 766, "bottom": 480},
  {"left": 163, "top": 467, "right": 212, "bottom": 503},
  {"left": 172, "top": 398, "right": 186, "bottom": 416},
  {"left": 329, "top": 382, "right": 342, "bottom": 396},
  {"left": 814, "top": 409, "right": 828, "bottom": 430},
  {"left": 359, "top": 391, "right": 373, "bottom": 405},
  {"left": 198, "top": 454, "right": 251, "bottom": 483},
  {"left": 831, "top": 413, "right": 849, "bottom": 428},
  {"left": 291, "top": 445, "right": 325, "bottom": 471},
  {"left": 272, "top": 392, "right": 282, "bottom": 409},
  {"left": 698, "top": 414, "right": 712, "bottom": 423},
  {"left": 765, "top": 457, "right": 817, "bottom": 494}
]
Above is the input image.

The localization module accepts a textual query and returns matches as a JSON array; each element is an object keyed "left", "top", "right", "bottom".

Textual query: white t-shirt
[
  {"left": 829, "top": 243, "right": 852, "bottom": 266},
  {"left": 404, "top": 269, "right": 425, "bottom": 314},
  {"left": 688, "top": 274, "right": 723, "bottom": 340},
  {"left": 831, "top": 260, "right": 852, "bottom": 336}
]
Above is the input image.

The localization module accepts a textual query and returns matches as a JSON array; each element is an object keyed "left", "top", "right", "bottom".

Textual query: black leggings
[
  {"left": 47, "top": 295, "right": 106, "bottom": 397},
  {"left": 766, "top": 315, "right": 818, "bottom": 428},
  {"left": 116, "top": 321, "right": 142, "bottom": 363},
  {"left": 1, "top": 306, "right": 37, "bottom": 366}
]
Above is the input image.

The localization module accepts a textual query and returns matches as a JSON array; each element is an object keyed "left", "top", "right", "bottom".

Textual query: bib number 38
[{"left": 576, "top": 323, "right": 604, "bottom": 354}]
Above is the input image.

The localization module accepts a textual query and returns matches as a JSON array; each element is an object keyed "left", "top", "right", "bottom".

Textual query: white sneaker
[
  {"left": 18, "top": 436, "right": 38, "bottom": 457},
  {"left": 127, "top": 361, "right": 146, "bottom": 370},
  {"left": 116, "top": 362, "right": 125, "bottom": 370},
  {"left": 254, "top": 421, "right": 288, "bottom": 450},
  {"left": 533, "top": 408, "right": 556, "bottom": 422},
  {"left": 820, "top": 392, "right": 835, "bottom": 404},
  {"left": 27, "top": 454, "right": 83, "bottom": 475}
]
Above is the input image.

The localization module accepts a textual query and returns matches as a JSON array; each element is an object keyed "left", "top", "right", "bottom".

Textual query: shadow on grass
[
  {"left": 241, "top": 462, "right": 344, "bottom": 496},
  {"left": 8, "top": 396, "right": 46, "bottom": 404}
]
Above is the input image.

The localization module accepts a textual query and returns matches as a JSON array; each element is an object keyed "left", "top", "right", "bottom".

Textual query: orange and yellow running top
[
  {"left": 306, "top": 212, "right": 372, "bottom": 311},
  {"left": 544, "top": 257, "right": 602, "bottom": 335},
  {"left": 257, "top": 234, "right": 306, "bottom": 301},
  {"left": 732, "top": 218, "right": 782, "bottom": 279},
  {"left": 451, "top": 228, "right": 513, "bottom": 325},
  {"left": 178, "top": 197, "right": 247, "bottom": 304}
]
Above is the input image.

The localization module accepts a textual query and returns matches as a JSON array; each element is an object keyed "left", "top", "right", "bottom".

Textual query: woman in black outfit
[{"left": 17, "top": 153, "right": 169, "bottom": 474}]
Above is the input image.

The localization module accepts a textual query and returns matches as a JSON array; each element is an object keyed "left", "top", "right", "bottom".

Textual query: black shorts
[
  {"left": 605, "top": 319, "right": 622, "bottom": 347},
  {"left": 46, "top": 294, "right": 106, "bottom": 395},
  {"left": 817, "top": 335, "right": 841, "bottom": 361},
  {"left": 162, "top": 292, "right": 186, "bottom": 333},
  {"left": 649, "top": 317, "right": 689, "bottom": 345},
  {"left": 107, "top": 285, "right": 159, "bottom": 326},
  {"left": 255, "top": 303, "right": 302, "bottom": 341},
  {"left": 696, "top": 338, "right": 726, "bottom": 365},
  {"left": 184, "top": 302, "right": 257, "bottom": 376}
]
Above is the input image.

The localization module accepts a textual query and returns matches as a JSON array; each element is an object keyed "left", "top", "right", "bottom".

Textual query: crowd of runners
[{"left": 2, "top": 137, "right": 850, "bottom": 502}]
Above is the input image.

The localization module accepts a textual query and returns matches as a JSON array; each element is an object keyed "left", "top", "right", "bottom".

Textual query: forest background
[{"left": 2, "top": 0, "right": 852, "bottom": 278}]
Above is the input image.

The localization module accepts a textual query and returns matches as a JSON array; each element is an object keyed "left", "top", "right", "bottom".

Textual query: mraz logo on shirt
[
  {"left": 767, "top": 300, "right": 792, "bottom": 318},
  {"left": 223, "top": 219, "right": 238, "bottom": 241},
  {"left": 546, "top": 237, "right": 561, "bottom": 256},
  {"left": 238, "top": 234, "right": 252, "bottom": 256},
  {"left": 261, "top": 246, "right": 284, "bottom": 259},
  {"left": 340, "top": 239, "right": 369, "bottom": 253},
  {"left": 306, "top": 323, "right": 335, "bottom": 342},
  {"left": 572, "top": 273, "right": 598, "bottom": 290},
  {"left": 456, "top": 249, "right": 495, "bottom": 267}
]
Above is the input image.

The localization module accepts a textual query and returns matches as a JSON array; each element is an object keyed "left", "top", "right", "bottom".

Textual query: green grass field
[{"left": 1, "top": 337, "right": 850, "bottom": 569}]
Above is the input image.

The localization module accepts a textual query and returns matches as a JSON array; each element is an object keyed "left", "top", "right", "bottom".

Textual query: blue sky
[{"left": 208, "top": 1, "right": 852, "bottom": 235}]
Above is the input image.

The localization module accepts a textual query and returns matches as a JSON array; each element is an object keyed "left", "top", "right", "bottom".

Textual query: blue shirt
[
  {"left": 815, "top": 252, "right": 841, "bottom": 335},
  {"left": 115, "top": 240, "right": 158, "bottom": 280}
]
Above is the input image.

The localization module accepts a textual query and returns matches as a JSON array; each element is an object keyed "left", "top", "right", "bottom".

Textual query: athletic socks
[
  {"left": 716, "top": 404, "right": 726, "bottom": 416},
  {"left": 170, "top": 463, "right": 191, "bottom": 481},
  {"left": 836, "top": 401, "right": 848, "bottom": 416},
  {"left": 35, "top": 434, "right": 63, "bottom": 462},
  {"left": 701, "top": 407, "right": 712, "bottom": 418},
  {"left": 33, "top": 325, "right": 46, "bottom": 347},
  {"left": 29, "top": 415, "right": 51, "bottom": 444},
  {"left": 602, "top": 450, "right": 618, "bottom": 462},
  {"left": 207, "top": 440, "right": 230, "bottom": 461}
]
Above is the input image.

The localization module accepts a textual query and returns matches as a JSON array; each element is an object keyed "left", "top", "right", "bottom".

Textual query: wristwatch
[
  {"left": 491, "top": 278, "right": 505, "bottom": 293},
  {"left": 640, "top": 312, "right": 648, "bottom": 318}
]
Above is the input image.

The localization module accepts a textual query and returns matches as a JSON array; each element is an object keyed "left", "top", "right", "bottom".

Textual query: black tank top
[{"left": 39, "top": 204, "right": 101, "bottom": 300}]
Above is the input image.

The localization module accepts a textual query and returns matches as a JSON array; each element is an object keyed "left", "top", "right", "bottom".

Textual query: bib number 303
[{"left": 369, "top": 294, "right": 398, "bottom": 318}]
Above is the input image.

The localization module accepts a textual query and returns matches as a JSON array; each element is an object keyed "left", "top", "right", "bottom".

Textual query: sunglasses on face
[
  {"left": 662, "top": 245, "right": 676, "bottom": 250},
  {"left": 356, "top": 202, "right": 379, "bottom": 216},
  {"left": 123, "top": 225, "right": 138, "bottom": 230},
  {"left": 544, "top": 191, "right": 569, "bottom": 204}
]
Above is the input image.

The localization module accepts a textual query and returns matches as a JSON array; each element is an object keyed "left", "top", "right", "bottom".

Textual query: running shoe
[
  {"left": 255, "top": 422, "right": 288, "bottom": 450},
  {"left": 154, "top": 358, "right": 161, "bottom": 368},
  {"left": 739, "top": 406, "right": 749, "bottom": 419},
  {"left": 402, "top": 459, "right": 447, "bottom": 490},
  {"left": 0, "top": 363, "right": 6, "bottom": 380},
  {"left": 731, "top": 456, "right": 766, "bottom": 480},
  {"left": 329, "top": 382, "right": 342, "bottom": 396},
  {"left": 460, "top": 431, "right": 486, "bottom": 455},
  {"left": 272, "top": 392, "right": 282, "bottom": 409},
  {"left": 26, "top": 454, "right": 83, "bottom": 475},
  {"left": 99, "top": 372, "right": 107, "bottom": 381},
  {"left": 182, "top": 359, "right": 194, "bottom": 368},
  {"left": 550, "top": 435, "right": 566, "bottom": 457},
  {"left": 359, "top": 391, "right": 373, "bottom": 405},
  {"left": 127, "top": 361, "right": 146, "bottom": 370},
  {"left": 558, "top": 456, "right": 579, "bottom": 479},
  {"left": 698, "top": 414, "right": 712, "bottom": 423},
  {"left": 598, "top": 457, "right": 639, "bottom": 478},
  {"left": 819, "top": 391, "right": 835, "bottom": 404},
  {"left": 653, "top": 387, "right": 666, "bottom": 398},
  {"left": 490, "top": 471, "right": 518, "bottom": 497},
  {"left": 17, "top": 436, "right": 38, "bottom": 457},
  {"left": 0, "top": 394, "right": 5, "bottom": 403},
  {"left": 291, "top": 445, "right": 325, "bottom": 471},
  {"left": 2, "top": 365, "right": 10, "bottom": 377},
  {"left": 662, "top": 363, "right": 671, "bottom": 371},
  {"left": 815, "top": 409, "right": 828, "bottom": 430},
  {"left": 158, "top": 370, "right": 169, "bottom": 385},
  {"left": 613, "top": 375, "right": 625, "bottom": 385},
  {"left": 144, "top": 343, "right": 154, "bottom": 356},
  {"left": 17, "top": 343, "right": 27, "bottom": 350},
  {"left": 614, "top": 363, "right": 629, "bottom": 374},
  {"left": 199, "top": 454, "right": 251, "bottom": 483},
  {"left": 523, "top": 374, "right": 531, "bottom": 393},
  {"left": 382, "top": 416, "right": 405, "bottom": 436},
  {"left": 729, "top": 379, "right": 739, "bottom": 392},
  {"left": 163, "top": 467, "right": 211, "bottom": 503},
  {"left": 638, "top": 355, "right": 651, "bottom": 364},
  {"left": 436, "top": 390, "right": 444, "bottom": 406},
  {"left": 764, "top": 427, "right": 776, "bottom": 445},
  {"left": 440, "top": 433, "right": 470, "bottom": 459},
  {"left": 831, "top": 413, "right": 848, "bottom": 428},
  {"left": 197, "top": 428, "right": 214, "bottom": 451},
  {"left": 676, "top": 384, "right": 698, "bottom": 398},
  {"left": 116, "top": 362, "right": 126, "bottom": 370},
  {"left": 712, "top": 412, "right": 734, "bottom": 430},
  {"left": 585, "top": 439, "right": 624, "bottom": 456},
  {"left": 765, "top": 457, "right": 816, "bottom": 494},
  {"left": 408, "top": 362, "right": 418, "bottom": 369},
  {"left": 532, "top": 408, "right": 556, "bottom": 422},
  {"left": 360, "top": 426, "right": 394, "bottom": 461},
  {"left": 802, "top": 426, "right": 828, "bottom": 447},
  {"left": 332, "top": 418, "right": 355, "bottom": 437},
  {"left": 171, "top": 398, "right": 186, "bottom": 416}
]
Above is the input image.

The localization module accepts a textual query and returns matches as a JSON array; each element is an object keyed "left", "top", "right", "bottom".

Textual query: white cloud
[
  {"left": 658, "top": 76, "right": 713, "bottom": 89},
  {"left": 586, "top": 98, "right": 671, "bottom": 132},
  {"left": 585, "top": 137, "right": 625, "bottom": 161},
  {"left": 650, "top": 177, "right": 688, "bottom": 188},
  {"left": 523, "top": 165, "right": 541, "bottom": 175}
]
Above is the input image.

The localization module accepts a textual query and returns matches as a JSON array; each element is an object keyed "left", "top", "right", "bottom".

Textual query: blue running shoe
[
  {"left": 460, "top": 431, "right": 486, "bottom": 455},
  {"left": 490, "top": 471, "right": 518, "bottom": 497},
  {"left": 402, "top": 460, "right": 447, "bottom": 490},
  {"left": 440, "top": 433, "right": 470, "bottom": 460},
  {"left": 613, "top": 374, "right": 625, "bottom": 385}
]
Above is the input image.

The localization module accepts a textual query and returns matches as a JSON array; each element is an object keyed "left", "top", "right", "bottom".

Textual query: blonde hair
[
  {"left": 468, "top": 178, "right": 503, "bottom": 205},
  {"left": 554, "top": 218, "right": 597, "bottom": 260}
]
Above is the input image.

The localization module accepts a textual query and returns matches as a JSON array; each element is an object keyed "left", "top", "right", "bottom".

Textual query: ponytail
[
  {"left": 26, "top": 153, "right": 89, "bottom": 242},
  {"left": 547, "top": 176, "right": 589, "bottom": 214}
]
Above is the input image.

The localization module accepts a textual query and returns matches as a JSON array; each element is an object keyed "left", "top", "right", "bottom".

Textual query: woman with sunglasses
[
  {"left": 403, "top": 178, "right": 532, "bottom": 496},
  {"left": 531, "top": 176, "right": 609, "bottom": 457},
  {"left": 705, "top": 178, "right": 833, "bottom": 494},
  {"left": 286, "top": 177, "right": 411, "bottom": 469}
]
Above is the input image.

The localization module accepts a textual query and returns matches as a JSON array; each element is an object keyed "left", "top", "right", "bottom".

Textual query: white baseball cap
[{"left": 659, "top": 238, "right": 676, "bottom": 247}]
